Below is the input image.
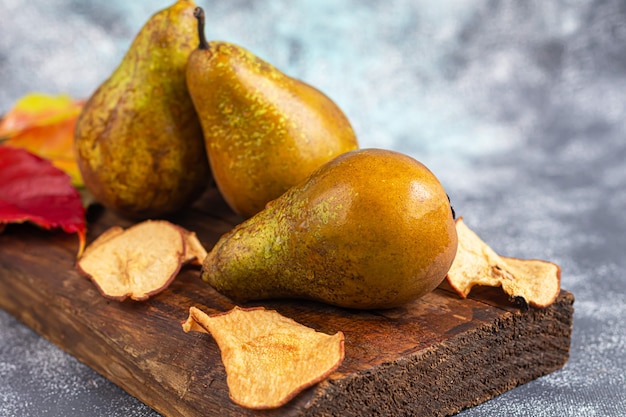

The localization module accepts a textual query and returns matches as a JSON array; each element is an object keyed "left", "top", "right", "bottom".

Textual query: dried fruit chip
[
  {"left": 181, "top": 228, "right": 207, "bottom": 266},
  {"left": 497, "top": 256, "right": 562, "bottom": 307},
  {"left": 77, "top": 220, "right": 185, "bottom": 301},
  {"left": 80, "top": 226, "right": 124, "bottom": 258},
  {"left": 182, "top": 306, "right": 345, "bottom": 409},
  {"left": 77, "top": 221, "right": 207, "bottom": 300},
  {"left": 446, "top": 217, "right": 561, "bottom": 308}
]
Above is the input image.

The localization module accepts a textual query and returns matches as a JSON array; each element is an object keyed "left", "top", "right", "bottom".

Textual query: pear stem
[{"left": 194, "top": 7, "right": 209, "bottom": 50}]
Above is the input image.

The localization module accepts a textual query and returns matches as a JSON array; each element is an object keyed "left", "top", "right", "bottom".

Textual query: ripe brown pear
[
  {"left": 74, "top": 0, "right": 211, "bottom": 219},
  {"left": 186, "top": 7, "right": 359, "bottom": 218},
  {"left": 202, "top": 148, "right": 458, "bottom": 309}
]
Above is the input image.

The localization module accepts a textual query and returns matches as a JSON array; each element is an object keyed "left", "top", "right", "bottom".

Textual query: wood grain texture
[{"left": 0, "top": 188, "right": 574, "bottom": 417}]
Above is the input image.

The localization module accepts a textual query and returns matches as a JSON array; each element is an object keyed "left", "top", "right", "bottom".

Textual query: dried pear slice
[
  {"left": 77, "top": 220, "right": 185, "bottom": 301},
  {"left": 180, "top": 228, "right": 207, "bottom": 266},
  {"left": 446, "top": 217, "right": 561, "bottom": 308},
  {"left": 498, "top": 256, "right": 562, "bottom": 308},
  {"left": 183, "top": 306, "right": 345, "bottom": 409},
  {"left": 80, "top": 226, "right": 124, "bottom": 258}
]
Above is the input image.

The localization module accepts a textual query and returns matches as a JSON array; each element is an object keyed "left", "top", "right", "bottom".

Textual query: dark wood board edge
[{"left": 276, "top": 290, "right": 574, "bottom": 417}]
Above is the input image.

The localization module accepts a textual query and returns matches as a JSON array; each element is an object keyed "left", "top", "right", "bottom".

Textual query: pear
[
  {"left": 202, "top": 149, "right": 458, "bottom": 310},
  {"left": 186, "top": 7, "right": 359, "bottom": 218},
  {"left": 74, "top": 0, "right": 211, "bottom": 219}
]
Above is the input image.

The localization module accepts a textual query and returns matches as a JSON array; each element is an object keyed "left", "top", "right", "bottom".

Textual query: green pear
[
  {"left": 186, "top": 7, "right": 359, "bottom": 218},
  {"left": 202, "top": 149, "right": 458, "bottom": 309},
  {"left": 74, "top": 0, "right": 211, "bottom": 219}
]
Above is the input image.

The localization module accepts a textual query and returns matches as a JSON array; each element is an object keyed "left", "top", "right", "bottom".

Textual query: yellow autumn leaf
[{"left": 0, "top": 93, "right": 84, "bottom": 186}]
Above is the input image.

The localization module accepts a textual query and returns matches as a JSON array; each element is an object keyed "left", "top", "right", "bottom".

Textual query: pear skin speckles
[
  {"left": 74, "top": 0, "right": 211, "bottom": 219},
  {"left": 186, "top": 30, "right": 359, "bottom": 218},
  {"left": 201, "top": 149, "right": 458, "bottom": 309}
]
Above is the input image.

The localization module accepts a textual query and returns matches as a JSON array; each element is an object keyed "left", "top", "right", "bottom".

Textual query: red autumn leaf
[
  {"left": 0, "top": 145, "right": 86, "bottom": 256},
  {"left": 0, "top": 93, "right": 84, "bottom": 187}
]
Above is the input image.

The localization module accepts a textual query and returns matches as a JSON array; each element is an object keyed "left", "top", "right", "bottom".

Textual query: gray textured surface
[{"left": 1, "top": 0, "right": 625, "bottom": 416}]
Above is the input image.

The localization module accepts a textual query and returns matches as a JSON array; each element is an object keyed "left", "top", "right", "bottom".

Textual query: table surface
[{"left": 1, "top": 1, "right": 625, "bottom": 416}]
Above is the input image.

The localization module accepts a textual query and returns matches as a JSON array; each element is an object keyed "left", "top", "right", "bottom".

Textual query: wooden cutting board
[{"left": 0, "top": 188, "right": 573, "bottom": 417}]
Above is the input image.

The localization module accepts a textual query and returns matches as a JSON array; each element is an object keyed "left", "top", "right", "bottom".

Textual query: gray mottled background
[{"left": 1, "top": 0, "right": 626, "bottom": 416}]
